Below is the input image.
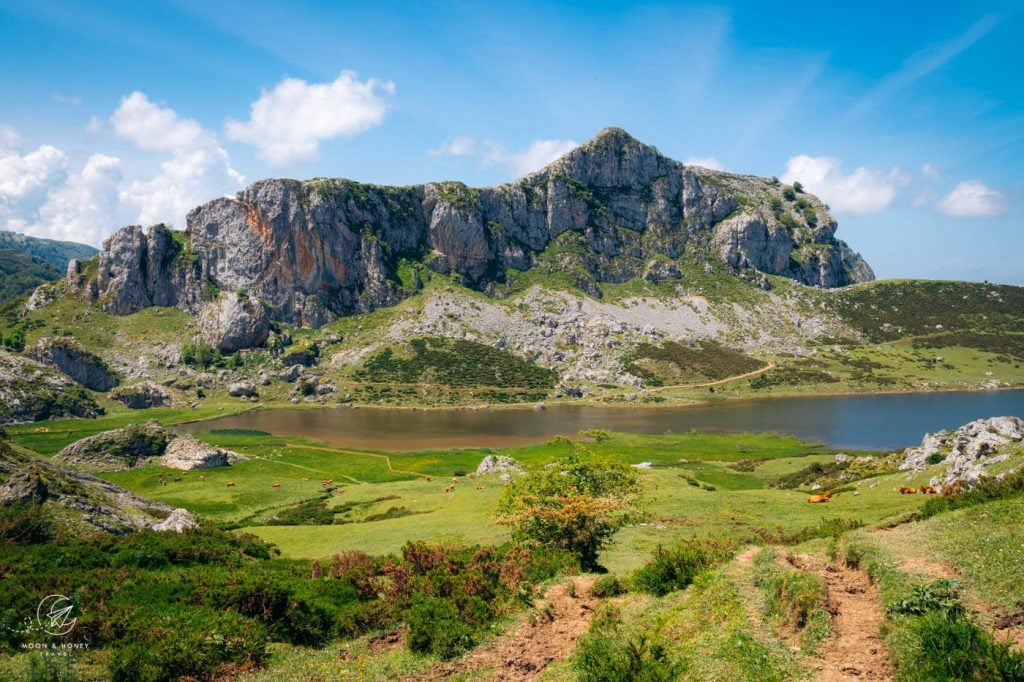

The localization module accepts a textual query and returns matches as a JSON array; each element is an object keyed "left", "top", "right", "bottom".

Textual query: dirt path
[
  {"left": 646, "top": 362, "right": 777, "bottom": 393},
  {"left": 411, "top": 577, "right": 598, "bottom": 681},
  {"left": 790, "top": 554, "right": 894, "bottom": 681}
]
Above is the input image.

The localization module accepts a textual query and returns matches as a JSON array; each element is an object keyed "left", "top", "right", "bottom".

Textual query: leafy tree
[
  {"left": 792, "top": 180, "right": 804, "bottom": 193},
  {"left": 495, "top": 439, "right": 642, "bottom": 570}
]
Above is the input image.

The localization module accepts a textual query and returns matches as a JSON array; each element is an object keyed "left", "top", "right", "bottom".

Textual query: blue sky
[{"left": 0, "top": 0, "right": 1020, "bottom": 284}]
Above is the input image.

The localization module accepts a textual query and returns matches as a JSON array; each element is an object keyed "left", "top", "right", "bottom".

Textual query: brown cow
[
  {"left": 919, "top": 485, "right": 938, "bottom": 494},
  {"left": 898, "top": 486, "right": 917, "bottom": 494},
  {"left": 475, "top": 485, "right": 485, "bottom": 491},
  {"left": 226, "top": 482, "right": 236, "bottom": 487},
  {"left": 444, "top": 485, "right": 455, "bottom": 494},
  {"left": 272, "top": 483, "right": 281, "bottom": 489},
  {"left": 198, "top": 475, "right": 205, "bottom": 481},
  {"left": 807, "top": 491, "right": 832, "bottom": 504}
]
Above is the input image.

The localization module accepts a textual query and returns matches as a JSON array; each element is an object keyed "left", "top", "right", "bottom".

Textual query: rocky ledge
[
  {"left": 54, "top": 422, "right": 245, "bottom": 472},
  {"left": 899, "top": 416, "right": 1024, "bottom": 487},
  {"left": 68, "top": 128, "right": 872, "bottom": 349}
]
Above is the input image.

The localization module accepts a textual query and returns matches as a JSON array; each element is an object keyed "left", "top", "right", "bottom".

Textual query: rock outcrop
[
  {"left": 899, "top": 416, "right": 1024, "bottom": 487},
  {"left": 54, "top": 422, "right": 245, "bottom": 473},
  {"left": 198, "top": 291, "right": 271, "bottom": 351},
  {"left": 79, "top": 129, "right": 872, "bottom": 346},
  {"left": 476, "top": 455, "right": 524, "bottom": 476},
  {"left": 28, "top": 337, "right": 118, "bottom": 391},
  {"left": 0, "top": 349, "right": 102, "bottom": 424},
  {"left": 0, "top": 439, "right": 192, "bottom": 534},
  {"left": 110, "top": 382, "right": 172, "bottom": 409},
  {"left": 54, "top": 421, "right": 170, "bottom": 472},
  {"left": 160, "top": 435, "right": 245, "bottom": 470}
]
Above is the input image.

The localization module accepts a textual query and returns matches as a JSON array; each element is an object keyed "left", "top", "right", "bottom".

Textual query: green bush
[
  {"left": 886, "top": 579, "right": 964, "bottom": 620},
  {"left": 896, "top": 611, "right": 1024, "bottom": 681},
  {"left": 109, "top": 608, "right": 267, "bottom": 682},
  {"left": 631, "top": 538, "right": 733, "bottom": 596},
  {"left": 921, "top": 470, "right": 1024, "bottom": 518},
  {"left": 0, "top": 502, "right": 54, "bottom": 545},
  {"left": 574, "top": 608, "right": 680, "bottom": 681},
  {"left": 405, "top": 592, "right": 475, "bottom": 659},
  {"left": 591, "top": 575, "right": 627, "bottom": 598}
]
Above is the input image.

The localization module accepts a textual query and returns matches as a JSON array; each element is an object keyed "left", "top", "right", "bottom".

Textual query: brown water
[{"left": 179, "top": 389, "right": 1024, "bottom": 452}]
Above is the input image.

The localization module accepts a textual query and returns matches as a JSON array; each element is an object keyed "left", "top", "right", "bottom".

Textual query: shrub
[
  {"left": 921, "top": 470, "right": 1024, "bottom": 518},
  {"left": 753, "top": 550, "right": 829, "bottom": 649},
  {"left": 405, "top": 592, "right": 475, "bottom": 659},
  {"left": 782, "top": 186, "right": 797, "bottom": 201},
  {"left": 0, "top": 503, "right": 53, "bottom": 545},
  {"left": 574, "top": 607, "right": 680, "bottom": 681},
  {"left": 925, "top": 452, "right": 945, "bottom": 465},
  {"left": 591, "top": 575, "right": 627, "bottom": 598},
  {"left": 887, "top": 579, "right": 964, "bottom": 620},
  {"left": 897, "top": 611, "right": 1024, "bottom": 681},
  {"left": 631, "top": 538, "right": 733, "bottom": 596},
  {"left": 109, "top": 608, "right": 267, "bottom": 682}
]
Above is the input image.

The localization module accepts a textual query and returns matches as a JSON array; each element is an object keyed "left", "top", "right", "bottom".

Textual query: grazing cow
[
  {"left": 272, "top": 483, "right": 281, "bottom": 489},
  {"left": 475, "top": 485, "right": 485, "bottom": 491},
  {"left": 898, "top": 486, "right": 917, "bottom": 494},
  {"left": 444, "top": 485, "right": 455, "bottom": 494},
  {"left": 919, "top": 485, "right": 938, "bottom": 494},
  {"left": 451, "top": 477, "right": 459, "bottom": 483},
  {"left": 807, "top": 491, "right": 832, "bottom": 504},
  {"left": 226, "top": 482, "right": 236, "bottom": 487},
  {"left": 425, "top": 476, "right": 432, "bottom": 482}
]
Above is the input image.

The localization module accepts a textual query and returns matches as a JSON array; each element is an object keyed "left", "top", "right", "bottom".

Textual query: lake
[{"left": 180, "top": 389, "right": 1024, "bottom": 452}]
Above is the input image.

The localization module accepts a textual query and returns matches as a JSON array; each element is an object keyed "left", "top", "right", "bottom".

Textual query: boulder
[
  {"left": 899, "top": 416, "right": 1024, "bottom": 487},
  {"left": 55, "top": 421, "right": 169, "bottom": 472},
  {"left": 476, "top": 455, "right": 524, "bottom": 476},
  {"left": 28, "top": 337, "right": 118, "bottom": 391},
  {"left": 160, "top": 435, "right": 245, "bottom": 470},
  {"left": 279, "top": 364, "right": 304, "bottom": 382},
  {"left": 228, "top": 382, "right": 258, "bottom": 398},
  {"left": 110, "top": 382, "right": 172, "bottom": 409},
  {"left": 198, "top": 292, "right": 270, "bottom": 352},
  {"left": 151, "top": 508, "right": 198, "bottom": 533}
]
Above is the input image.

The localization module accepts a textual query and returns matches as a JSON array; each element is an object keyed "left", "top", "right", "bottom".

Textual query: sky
[{"left": 0, "top": 0, "right": 1021, "bottom": 284}]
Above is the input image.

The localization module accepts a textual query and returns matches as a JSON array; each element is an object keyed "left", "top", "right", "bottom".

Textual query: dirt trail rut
[
  {"left": 412, "top": 576, "right": 598, "bottom": 681},
  {"left": 790, "top": 554, "right": 894, "bottom": 681}
]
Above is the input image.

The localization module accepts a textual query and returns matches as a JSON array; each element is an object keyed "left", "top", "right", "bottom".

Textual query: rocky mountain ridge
[{"left": 74, "top": 128, "right": 872, "bottom": 347}]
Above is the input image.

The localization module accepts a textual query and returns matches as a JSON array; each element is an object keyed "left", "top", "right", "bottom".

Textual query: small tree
[{"left": 495, "top": 439, "right": 642, "bottom": 570}]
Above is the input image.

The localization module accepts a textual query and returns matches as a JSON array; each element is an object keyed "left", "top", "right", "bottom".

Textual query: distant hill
[{"left": 0, "top": 231, "right": 97, "bottom": 302}]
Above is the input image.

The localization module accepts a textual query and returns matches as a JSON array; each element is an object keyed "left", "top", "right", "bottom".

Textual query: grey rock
[
  {"left": 0, "top": 349, "right": 101, "bottom": 424},
  {"left": 279, "top": 364, "right": 304, "bottom": 382},
  {"left": 227, "top": 382, "right": 258, "bottom": 398},
  {"left": 477, "top": 455, "right": 524, "bottom": 476},
  {"left": 28, "top": 337, "right": 118, "bottom": 391},
  {"left": 198, "top": 292, "right": 270, "bottom": 351},
  {"left": 82, "top": 129, "right": 873, "bottom": 348},
  {"left": 110, "top": 382, "right": 172, "bottom": 409},
  {"left": 150, "top": 508, "right": 198, "bottom": 533},
  {"left": 160, "top": 435, "right": 245, "bottom": 470},
  {"left": 55, "top": 421, "right": 170, "bottom": 472},
  {"left": 900, "top": 416, "right": 1024, "bottom": 487}
]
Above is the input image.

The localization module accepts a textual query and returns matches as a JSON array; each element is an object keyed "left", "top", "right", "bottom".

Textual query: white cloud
[
  {"left": 226, "top": 70, "right": 394, "bottom": 166},
  {"left": 684, "top": 156, "right": 725, "bottom": 171},
  {"left": 111, "top": 92, "right": 245, "bottom": 230},
  {"left": 921, "top": 162, "right": 941, "bottom": 180},
  {"left": 86, "top": 116, "right": 104, "bottom": 135},
  {"left": 25, "top": 154, "right": 126, "bottom": 245},
  {"left": 781, "top": 155, "right": 899, "bottom": 214},
  {"left": 428, "top": 136, "right": 476, "bottom": 157},
  {"left": 485, "top": 139, "right": 579, "bottom": 177},
  {"left": 937, "top": 180, "right": 1008, "bottom": 218},
  {"left": 111, "top": 92, "right": 208, "bottom": 153},
  {"left": 0, "top": 144, "right": 67, "bottom": 201}
]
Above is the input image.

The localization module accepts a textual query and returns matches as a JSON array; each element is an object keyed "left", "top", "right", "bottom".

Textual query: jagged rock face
[
  {"left": 110, "top": 382, "right": 172, "bottom": 409},
  {"left": 83, "top": 128, "right": 873, "bottom": 339},
  {"left": 198, "top": 292, "right": 271, "bottom": 351},
  {"left": 28, "top": 337, "right": 119, "bottom": 391},
  {"left": 0, "top": 440, "right": 185, "bottom": 534}
]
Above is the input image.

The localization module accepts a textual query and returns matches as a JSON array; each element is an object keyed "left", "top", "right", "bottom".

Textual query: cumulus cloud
[
  {"left": 428, "top": 136, "right": 476, "bottom": 157},
  {"left": 110, "top": 92, "right": 245, "bottom": 230},
  {"left": 27, "top": 154, "right": 125, "bottom": 245},
  {"left": 937, "top": 180, "right": 1008, "bottom": 218},
  {"left": 485, "top": 139, "right": 579, "bottom": 177},
  {"left": 227, "top": 71, "right": 394, "bottom": 166},
  {"left": 0, "top": 144, "right": 67, "bottom": 201},
  {"left": 781, "top": 155, "right": 901, "bottom": 214},
  {"left": 921, "top": 162, "right": 941, "bottom": 180},
  {"left": 684, "top": 156, "right": 725, "bottom": 171}
]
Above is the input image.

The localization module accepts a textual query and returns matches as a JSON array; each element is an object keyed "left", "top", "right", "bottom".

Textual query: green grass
[{"left": 624, "top": 339, "right": 766, "bottom": 386}]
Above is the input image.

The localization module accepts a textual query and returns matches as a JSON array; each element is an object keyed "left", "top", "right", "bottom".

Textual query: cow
[
  {"left": 272, "top": 483, "right": 281, "bottom": 489},
  {"left": 226, "top": 481, "right": 236, "bottom": 487},
  {"left": 475, "top": 485, "right": 485, "bottom": 491},
  {"left": 918, "top": 485, "right": 938, "bottom": 494},
  {"left": 444, "top": 485, "right": 455, "bottom": 494},
  {"left": 898, "top": 486, "right": 917, "bottom": 494},
  {"left": 198, "top": 475, "right": 205, "bottom": 481},
  {"left": 807, "top": 491, "right": 832, "bottom": 504}
]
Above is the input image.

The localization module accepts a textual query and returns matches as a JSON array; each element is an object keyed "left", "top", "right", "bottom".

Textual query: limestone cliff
[{"left": 81, "top": 128, "right": 873, "bottom": 338}]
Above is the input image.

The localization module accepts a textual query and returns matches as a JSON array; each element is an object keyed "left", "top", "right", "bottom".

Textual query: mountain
[
  {"left": 0, "top": 231, "right": 98, "bottom": 302},
  {"left": 79, "top": 128, "right": 872, "bottom": 335}
]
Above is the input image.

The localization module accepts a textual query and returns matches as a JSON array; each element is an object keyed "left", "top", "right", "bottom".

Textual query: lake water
[{"left": 180, "top": 389, "right": 1024, "bottom": 452}]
